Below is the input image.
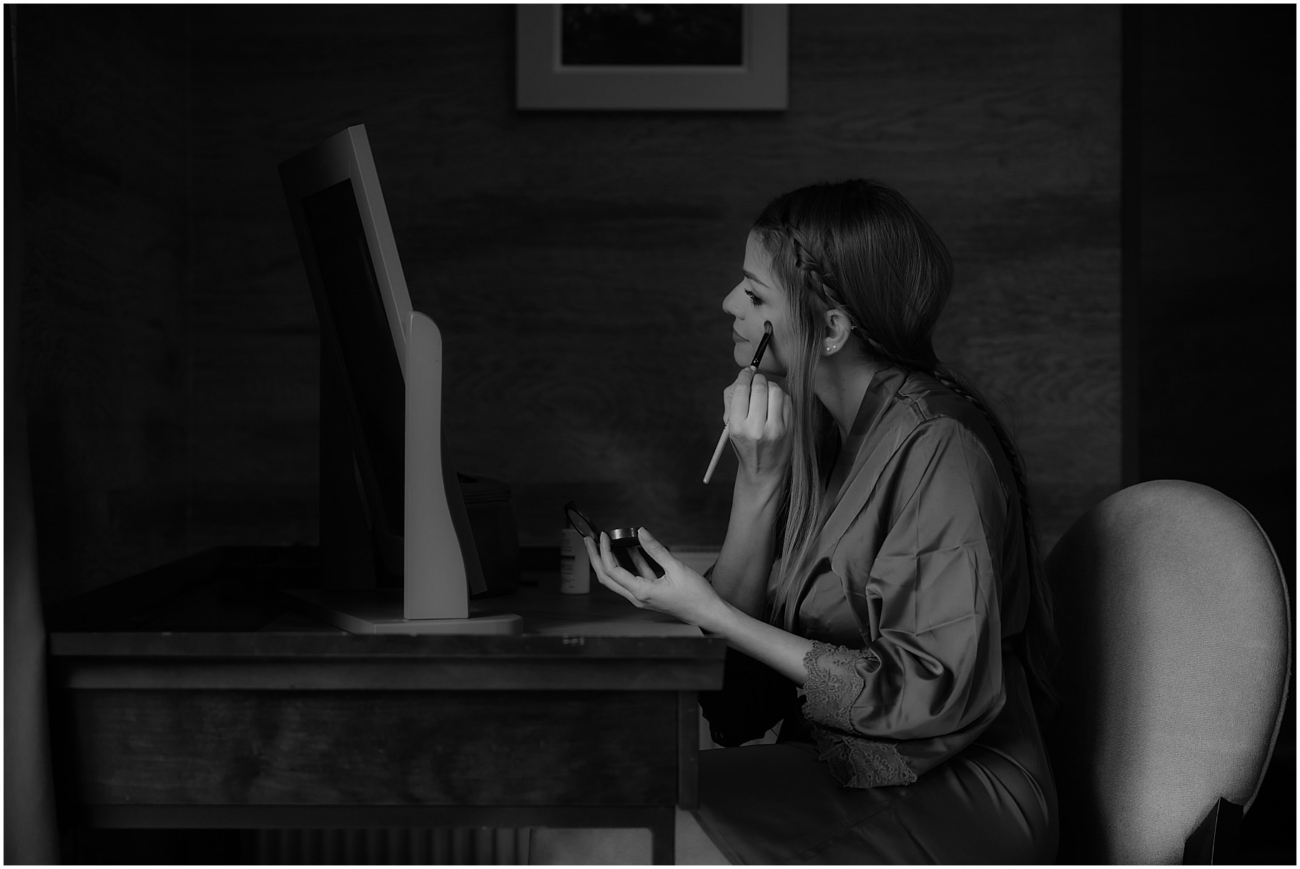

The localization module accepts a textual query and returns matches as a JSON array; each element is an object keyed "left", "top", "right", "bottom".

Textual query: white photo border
[{"left": 516, "top": 4, "right": 788, "bottom": 111}]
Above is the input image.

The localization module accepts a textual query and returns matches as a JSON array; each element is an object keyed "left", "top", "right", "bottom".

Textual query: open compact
[{"left": 563, "top": 501, "right": 664, "bottom": 577}]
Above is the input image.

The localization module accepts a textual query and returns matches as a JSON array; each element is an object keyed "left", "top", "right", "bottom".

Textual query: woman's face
[{"left": 722, "top": 233, "right": 793, "bottom": 375}]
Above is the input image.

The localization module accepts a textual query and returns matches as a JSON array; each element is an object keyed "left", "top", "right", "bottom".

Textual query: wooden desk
[{"left": 46, "top": 547, "right": 726, "bottom": 864}]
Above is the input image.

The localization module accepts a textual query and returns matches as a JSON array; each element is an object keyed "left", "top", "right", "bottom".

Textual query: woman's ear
[{"left": 821, "top": 308, "right": 855, "bottom": 356}]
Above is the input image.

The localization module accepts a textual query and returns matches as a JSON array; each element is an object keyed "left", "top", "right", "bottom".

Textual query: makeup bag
[{"left": 459, "top": 473, "right": 520, "bottom": 597}]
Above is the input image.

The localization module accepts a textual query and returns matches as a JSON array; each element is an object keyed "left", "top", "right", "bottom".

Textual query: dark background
[
  {"left": 8, "top": 3, "right": 1294, "bottom": 864},
  {"left": 1126, "top": 7, "right": 1295, "bottom": 862}
]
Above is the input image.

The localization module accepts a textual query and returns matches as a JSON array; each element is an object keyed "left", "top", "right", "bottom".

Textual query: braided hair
[{"left": 752, "top": 179, "right": 1059, "bottom": 718}]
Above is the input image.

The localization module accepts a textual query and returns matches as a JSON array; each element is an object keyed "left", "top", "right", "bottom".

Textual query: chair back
[{"left": 1044, "top": 480, "right": 1290, "bottom": 864}]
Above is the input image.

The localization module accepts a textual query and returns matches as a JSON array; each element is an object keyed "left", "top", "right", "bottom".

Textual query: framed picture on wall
[{"left": 516, "top": 4, "right": 788, "bottom": 110}]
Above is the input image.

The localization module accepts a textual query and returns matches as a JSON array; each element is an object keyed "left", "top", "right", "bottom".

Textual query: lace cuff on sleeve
[
  {"left": 798, "top": 640, "right": 870, "bottom": 731},
  {"left": 798, "top": 641, "right": 917, "bottom": 788}
]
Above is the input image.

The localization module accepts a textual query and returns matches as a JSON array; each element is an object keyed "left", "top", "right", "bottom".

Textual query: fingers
[
  {"left": 587, "top": 535, "right": 642, "bottom": 607},
  {"left": 746, "top": 374, "right": 769, "bottom": 428},
  {"left": 629, "top": 547, "right": 656, "bottom": 580},
  {"left": 766, "top": 378, "right": 786, "bottom": 436},
  {"left": 585, "top": 534, "right": 618, "bottom": 587},
  {"left": 735, "top": 374, "right": 790, "bottom": 439},
  {"left": 583, "top": 536, "right": 611, "bottom": 585},
  {"left": 725, "top": 367, "right": 793, "bottom": 435},
  {"left": 597, "top": 533, "right": 627, "bottom": 580},
  {"left": 630, "top": 528, "right": 681, "bottom": 581},
  {"left": 635, "top": 527, "right": 674, "bottom": 566},
  {"left": 728, "top": 368, "right": 770, "bottom": 435},
  {"left": 727, "top": 367, "right": 755, "bottom": 429}
]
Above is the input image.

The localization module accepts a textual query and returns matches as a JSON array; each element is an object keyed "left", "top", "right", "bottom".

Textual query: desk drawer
[{"left": 61, "top": 689, "right": 680, "bottom": 807}]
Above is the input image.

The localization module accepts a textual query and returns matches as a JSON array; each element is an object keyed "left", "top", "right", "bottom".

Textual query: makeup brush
[{"left": 703, "top": 321, "right": 773, "bottom": 484}]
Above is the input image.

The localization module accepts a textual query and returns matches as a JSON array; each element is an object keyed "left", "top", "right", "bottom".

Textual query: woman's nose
[{"left": 722, "top": 284, "right": 743, "bottom": 316}]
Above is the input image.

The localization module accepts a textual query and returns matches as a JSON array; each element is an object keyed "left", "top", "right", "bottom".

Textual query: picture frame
[{"left": 516, "top": 4, "right": 788, "bottom": 111}]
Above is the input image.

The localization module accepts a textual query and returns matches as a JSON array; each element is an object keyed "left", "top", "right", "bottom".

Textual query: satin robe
[{"left": 693, "top": 366, "right": 1058, "bottom": 864}]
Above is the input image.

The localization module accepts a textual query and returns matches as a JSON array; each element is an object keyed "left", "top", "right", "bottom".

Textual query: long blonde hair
[{"left": 754, "top": 179, "right": 1058, "bottom": 714}]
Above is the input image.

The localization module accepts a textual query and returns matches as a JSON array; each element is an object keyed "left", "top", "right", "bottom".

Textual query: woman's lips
[{"left": 732, "top": 330, "right": 746, "bottom": 343}]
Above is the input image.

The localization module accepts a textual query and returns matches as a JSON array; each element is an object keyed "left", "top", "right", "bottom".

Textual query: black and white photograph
[
  {"left": 559, "top": 5, "right": 746, "bottom": 66},
  {"left": 6, "top": 2, "right": 1295, "bottom": 866},
  {"left": 516, "top": 3, "right": 788, "bottom": 109}
]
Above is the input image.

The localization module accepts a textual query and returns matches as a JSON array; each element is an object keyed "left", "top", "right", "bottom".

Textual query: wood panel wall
[
  {"left": 16, "top": 5, "right": 1121, "bottom": 595},
  {"left": 185, "top": 4, "right": 1121, "bottom": 553},
  {"left": 15, "top": 6, "right": 192, "bottom": 602}
]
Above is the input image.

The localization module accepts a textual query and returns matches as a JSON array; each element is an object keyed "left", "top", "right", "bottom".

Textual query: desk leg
[
  {"left": 677, "top": 691, "right": 699, "bottom": 809},
  {"left": 649, "top": 807, "right": 675, "bottom": 865}
]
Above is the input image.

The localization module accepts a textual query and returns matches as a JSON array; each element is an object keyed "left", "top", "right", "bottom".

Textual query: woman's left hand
[{"left": 584, "top": 528, "right": 729, "bottom": 631}]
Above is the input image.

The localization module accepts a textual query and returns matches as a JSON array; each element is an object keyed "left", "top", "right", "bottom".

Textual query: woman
[{"left": 534, "top": 179, "right": 1058, "bottom": 864}]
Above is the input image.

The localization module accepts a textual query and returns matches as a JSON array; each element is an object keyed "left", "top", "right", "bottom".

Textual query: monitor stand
[
  {"left": 282, "top": 589, "right": 521, "bottom": 635},
  {"left": 304, "top": 315, "right": 521, "bottom": 636}
]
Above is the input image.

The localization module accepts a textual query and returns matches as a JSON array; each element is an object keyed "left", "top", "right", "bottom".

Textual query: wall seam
[
  {"left": 184, "top": 6, "right": 196, "bottom": 555},
  {"left": 1119, "top": 4, "right": 1141, "bottom": 488}
]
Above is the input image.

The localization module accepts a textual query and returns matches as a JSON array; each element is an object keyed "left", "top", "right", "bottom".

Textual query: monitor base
[{"left": 282, "top": 589, "right": 521, "bottom": 635}]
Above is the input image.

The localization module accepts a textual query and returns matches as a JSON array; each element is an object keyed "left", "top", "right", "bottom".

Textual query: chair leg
[{"left": 1183, "top": 797, "right": 1243, "bottom": 864}]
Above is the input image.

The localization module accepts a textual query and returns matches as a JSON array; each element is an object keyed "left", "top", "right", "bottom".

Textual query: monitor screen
[{"left": 300, "top": 179, "right": 406, "bottom": 542}]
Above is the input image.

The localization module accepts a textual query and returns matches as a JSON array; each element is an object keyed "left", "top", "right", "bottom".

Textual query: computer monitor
[{"left": 278, "top": 125, "right": 519, "bottom": 634}]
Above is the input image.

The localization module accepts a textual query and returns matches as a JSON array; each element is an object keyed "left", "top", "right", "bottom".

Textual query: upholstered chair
[{"left": 1045, "top": 480, "right": 1291, "bottom": 863}]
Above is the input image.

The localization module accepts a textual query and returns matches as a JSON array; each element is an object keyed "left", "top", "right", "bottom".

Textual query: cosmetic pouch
[{"left": 458, "top": 473, "right": 520, "bottom": 597}]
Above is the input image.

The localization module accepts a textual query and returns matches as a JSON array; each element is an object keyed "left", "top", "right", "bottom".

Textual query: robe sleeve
[
  {"left": 697, "top": 562, "right": 798, "bottom": 746},
  {"left": 797, "top": 416, "right": 1009, "bottom": 751},
  {"left": 698, "top": 646, "right": 797, "bottom": 747}
]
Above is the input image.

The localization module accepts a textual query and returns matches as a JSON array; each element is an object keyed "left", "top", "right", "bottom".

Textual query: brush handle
[
  {"left": 702, "top": 424, "right": 730, "bottom": 484},
  {"left": 749, "top": 326, "right": 773, "bottom": 368},
  {"left": 707, "top": 322, "right": 771, "bottom": 485}
]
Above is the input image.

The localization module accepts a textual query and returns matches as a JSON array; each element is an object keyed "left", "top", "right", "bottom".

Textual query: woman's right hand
[{"left": 722, "top": 366, "right": 792, "bottom": 488}]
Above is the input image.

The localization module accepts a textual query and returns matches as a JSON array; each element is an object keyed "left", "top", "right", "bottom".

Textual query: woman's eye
[{"left": 745, "top": 289, "right": 763, "bottom": 306}]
